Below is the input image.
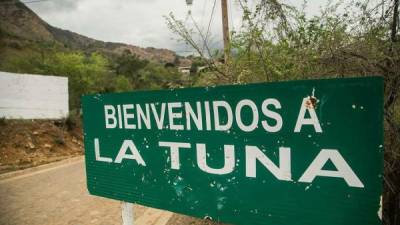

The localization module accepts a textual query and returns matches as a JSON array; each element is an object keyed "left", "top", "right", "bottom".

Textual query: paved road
[{"left": 0, "top": 158, "right": 172, "bottom": 225}]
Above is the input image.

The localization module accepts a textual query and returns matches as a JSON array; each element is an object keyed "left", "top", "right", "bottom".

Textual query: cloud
[
  {"left": 27, "top": 0, "right": 78, "bottom": 13},
  {"left": 26, "top": 0, "right": 328, "bottom": 54}
]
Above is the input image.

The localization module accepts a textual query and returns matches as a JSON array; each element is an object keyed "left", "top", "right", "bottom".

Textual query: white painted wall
[{"left": 0, "top": 72, "right": 69, "bottom": 119}]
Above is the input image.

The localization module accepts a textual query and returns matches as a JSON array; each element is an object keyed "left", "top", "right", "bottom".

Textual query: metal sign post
[{"left": 121, "top": 202, "right": 133, "bottom": 225}]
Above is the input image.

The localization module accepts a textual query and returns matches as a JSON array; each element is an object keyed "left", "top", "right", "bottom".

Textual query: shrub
[
  {"left": 0, "top": 117, "right": 6, "bottom": 126},
  {"left": 65, "top": 110, "right": 80, "bottom": 130}
]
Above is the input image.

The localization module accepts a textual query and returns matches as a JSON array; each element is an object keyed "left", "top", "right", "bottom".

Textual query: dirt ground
[
  {"left": 0, "top": 118, "right": 228, "bottom": 225},
  {"left": 166, "top": 214, "right": 230, "bottom": 225},
  {"left": 0, "top": 118, "right": 83, "bottom": 174}
]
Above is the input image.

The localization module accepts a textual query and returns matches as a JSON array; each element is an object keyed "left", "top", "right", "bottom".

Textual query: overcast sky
[{"left": 27, "top": 0, "right": 330, "bottom": 54}]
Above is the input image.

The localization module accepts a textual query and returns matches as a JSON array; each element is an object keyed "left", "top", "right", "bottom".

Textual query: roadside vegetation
[
  {"left": 0, "top": 46, "right": 185, "bottom": 109},
  {"left": 166, "top": 0, "right": 399, "bottom": 224}
]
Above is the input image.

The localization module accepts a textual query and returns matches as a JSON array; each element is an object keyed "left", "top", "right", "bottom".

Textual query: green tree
[
  {"left": 113, "top": 50, "right": 149, "bottom": 81},
  {"left": 114, "top": 75, "right": 133, "bottom": 92},
  {"left": 46, "top": 52, "right": 110, "bottom": 109}
]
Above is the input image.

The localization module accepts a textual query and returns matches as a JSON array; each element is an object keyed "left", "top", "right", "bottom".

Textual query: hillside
[
  {"left": 0, "top": 0, "right": 177, "bottom": 63},
  {"left": 0, "top": 119, "right": 83, "bottom": 174}
]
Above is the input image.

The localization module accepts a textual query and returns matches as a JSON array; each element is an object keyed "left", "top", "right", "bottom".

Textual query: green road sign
[{"left": 82, "top": 77, "right": 383, "bottom": 225}]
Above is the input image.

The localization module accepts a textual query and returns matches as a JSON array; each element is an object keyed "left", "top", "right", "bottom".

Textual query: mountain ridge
[{"left": 0, "top": 0, "right": 178, "bottom": 63}]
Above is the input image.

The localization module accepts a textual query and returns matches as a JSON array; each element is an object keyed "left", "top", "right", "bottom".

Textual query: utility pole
[
  {"left": 185, "top": 0, "right": 230, "bottom": 69},
  {"left": 391, "top": 0, "right": 399, "bottom": 43},
  {"left": 221, "top": 0, "right": 230, "bottom": 65}
]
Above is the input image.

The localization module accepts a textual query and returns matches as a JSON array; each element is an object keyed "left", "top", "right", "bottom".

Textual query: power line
[
  {"left": 205, "top": 0, "right": 217, "bottom": 42},
  {"left": 202, "top": 0, "right": 217, "bottom": 54},
  {"left": 184, "top": 10, "right": 191, "bottom": 26},
  {"left": 200, "top": 0, "right": 208, "bottom": 31}
]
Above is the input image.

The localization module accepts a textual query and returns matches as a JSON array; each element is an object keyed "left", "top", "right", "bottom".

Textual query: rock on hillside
[
  {"left": 0, "top": 1, "right": 53, "bottom": 42},
  {"left": 0, "top": 119, "right": 83, "bottom": 174}
]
